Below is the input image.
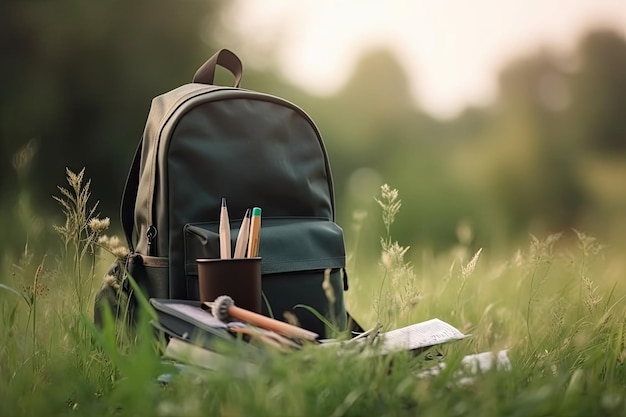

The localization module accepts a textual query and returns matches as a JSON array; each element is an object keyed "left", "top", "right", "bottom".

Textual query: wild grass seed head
[
  {"left": 528, "top": 232, "right": 562, "bottom": 263},
  {"left": 573, "top": 229, "right": 605, "bottom": 257},
  {"left": 97, "top": 235, "right": 130, "bottom": 259},
  {"left": 374, "top": 184, "right": 401, "bottom": 236},
  {"left": 582, "top": 275, "right": 603, "bottom": 313},
  {"left": 88, "top": 217, "right": 110, "bottom": 234},
  {"left": 461, "top": 248, "right": 483, "bottom": 280},
  {"left": 373, "top": 185, "right": 421, "bottom": 322},
  {"left": 53, "top": 168, "right": 99, "bottom": 248}
]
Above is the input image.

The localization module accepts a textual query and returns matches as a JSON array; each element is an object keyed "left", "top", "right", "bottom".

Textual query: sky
[{"left": 222, "top": 0, "right": 626, "bottom": 119}]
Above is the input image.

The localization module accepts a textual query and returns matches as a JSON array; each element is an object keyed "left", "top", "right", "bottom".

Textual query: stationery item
[
  {"left": 149, "top": 298, "right": 232, "bottom": 347},
  {"left": 246, "top": 207, "right": 262, "bottom": 258},
  {"left": 196, "top": 257, "right": 262, "bottom": 313},
  {"left": 360, "top": 318, "right": 469, "bottom": 355},
  {"left": 219, "top": 198, "right": 231, "bottom": 259},
  {"left": 228, "top": 325, "right": 303, "bottom": 351},
  {"left": 233, "top": 208, "right": 251, "bottom": 258},
  {"left": 162, "top": 336, "right": 259, "bottom": 375},
  {"left": 207, "top": 295, "right": 319, "bottom": 341},
  {"left": 164, "top": 337, "right": 240, "bottom": 371},
  {"left": 319, "top": 319, "right": 470, "bottom": 359}
]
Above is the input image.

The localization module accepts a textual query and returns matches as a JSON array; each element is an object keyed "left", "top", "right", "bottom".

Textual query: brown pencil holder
[{"left": 196, "top": 257, "right": 262, "bottom": 313}]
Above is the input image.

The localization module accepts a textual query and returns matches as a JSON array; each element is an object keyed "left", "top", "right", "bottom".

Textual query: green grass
[{"left": 1, "top": 179, "right": 625, "bottom": 416}]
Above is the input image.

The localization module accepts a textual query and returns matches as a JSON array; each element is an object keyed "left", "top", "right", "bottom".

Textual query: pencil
[
  {"left": 233, "top": 208, "right": 251, "bottom": 258},
  {"left": 219, "top": 197, "right": 231, "bottom": 259},
  {"left": 246, "top": 207, "right": 262, "bottom": 258},
  {"left": 207, "top": 296, "right": 319, "bottom": 341},
  {"left": 225, "top": 302, "right": 318, "bottom": 341}
]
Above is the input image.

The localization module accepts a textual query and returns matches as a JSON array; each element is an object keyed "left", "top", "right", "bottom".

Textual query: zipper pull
[{"left": 146, "top": 225, "right": 157, "bottom": 256}]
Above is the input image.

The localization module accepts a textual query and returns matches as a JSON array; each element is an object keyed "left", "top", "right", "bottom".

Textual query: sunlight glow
[{"left": 225, "top": 0, "right": 626, "bottom": 118}]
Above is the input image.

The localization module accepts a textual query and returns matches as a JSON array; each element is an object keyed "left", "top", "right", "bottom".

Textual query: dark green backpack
[{"left": 95, "top": 49, "right": 348, "bottom": 337}]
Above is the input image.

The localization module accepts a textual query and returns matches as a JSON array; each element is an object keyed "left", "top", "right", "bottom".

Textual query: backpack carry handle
[{"left": 193, "top": 48, "right": 243, "bottom": 87}]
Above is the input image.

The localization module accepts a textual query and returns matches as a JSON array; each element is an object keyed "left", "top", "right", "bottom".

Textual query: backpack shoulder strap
[{"left": 121, "top": 140, "right": 142, "bottom": 251}]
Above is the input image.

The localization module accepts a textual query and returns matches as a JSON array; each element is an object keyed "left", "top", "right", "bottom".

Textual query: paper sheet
[
  {"left": 416, "top": 350, "right": 512, "bottom": 383},
  {"left": 376, "top": 318, "right": 469, "bottom": 353}
]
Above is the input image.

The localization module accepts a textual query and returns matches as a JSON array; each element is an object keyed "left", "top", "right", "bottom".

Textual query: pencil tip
[
  {"left": 221, "top": 197, "right": 226, "bottom": 207},
  {"left": 244, "top": 208, "right": 251, "bottom": 217}
]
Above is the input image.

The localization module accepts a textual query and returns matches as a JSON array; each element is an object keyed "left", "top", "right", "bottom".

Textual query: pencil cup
[{"left": 196, "top": 257, "right": 262, "bottom": 313}]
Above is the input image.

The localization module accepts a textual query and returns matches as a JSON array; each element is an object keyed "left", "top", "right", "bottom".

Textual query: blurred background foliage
[{"left": 2, "top": 1, "right": 626, "bottom": 266}]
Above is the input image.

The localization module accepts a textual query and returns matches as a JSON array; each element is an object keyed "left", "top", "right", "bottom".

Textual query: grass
[{"left": 1, "top": 176, "right": 625, "bottom": 416}]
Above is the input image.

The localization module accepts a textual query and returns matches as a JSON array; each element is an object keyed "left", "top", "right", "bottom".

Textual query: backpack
[{"left": 94, "top": 49, "right": 349, "bottom": 337}]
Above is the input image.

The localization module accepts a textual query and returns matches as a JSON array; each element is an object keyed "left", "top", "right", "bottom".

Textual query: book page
[
  {"left": 164, "top": 338, "right": 258, "bottom": 375},
  {"left": 377, "top": 318, "right": 469, "bottom": 353},
  {"left": 166, "top": 303, "right": 228, "bottom": 329}
]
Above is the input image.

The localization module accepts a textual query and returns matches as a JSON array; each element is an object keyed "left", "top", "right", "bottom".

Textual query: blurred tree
[
  {"left": 1, "top": 1, "right": 224, "bottom": 221},
  {"left": 305, "top": 48, "right": 474, "bottom": 251},
  {"left": 487, "top": 49, "right": 587, "bottom": 237},
  {"left": 567, "top": 30, "right": 626, "bottom": 154}
]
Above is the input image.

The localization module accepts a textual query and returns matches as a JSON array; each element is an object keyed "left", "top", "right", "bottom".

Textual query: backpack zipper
[{"left": 146, "top": 225, "right": 157, "bottom": 256}]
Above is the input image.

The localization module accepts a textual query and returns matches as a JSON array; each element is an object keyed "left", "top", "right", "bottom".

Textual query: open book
[
  {"left": 320, "top": 318, "right": 470, "bottom": 357},
  {"left": 368, "top": 318, "right": 470, "bottom": 354}
]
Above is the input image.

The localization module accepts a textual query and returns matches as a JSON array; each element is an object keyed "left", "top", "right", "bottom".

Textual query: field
[{"left": 1, "top": 176, "right": 625, "bottom": 417}]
